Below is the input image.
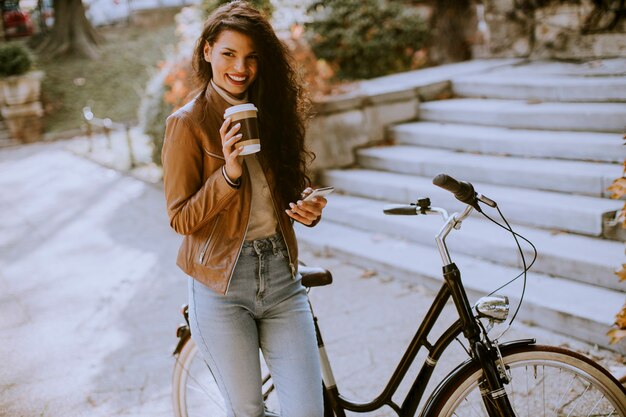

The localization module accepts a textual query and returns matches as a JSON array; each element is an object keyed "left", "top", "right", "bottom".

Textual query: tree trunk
[
  {"left": 428, "top": 0, "right": 475, "bottom": 64},
  {"left": 0, "top": 6, "right": 5, "bottom": 42},
  {"left": 36, "top": 0, "right": 102, "bottom": 59}
]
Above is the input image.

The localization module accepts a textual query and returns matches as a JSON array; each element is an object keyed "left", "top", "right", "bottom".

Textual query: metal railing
[{"left": 82, "top": 106, "right": 137, "bottom": 169}]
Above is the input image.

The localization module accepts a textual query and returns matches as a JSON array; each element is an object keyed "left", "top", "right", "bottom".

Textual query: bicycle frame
[{"left": 316, "top": 204, "right": 518, "bottom": 417}]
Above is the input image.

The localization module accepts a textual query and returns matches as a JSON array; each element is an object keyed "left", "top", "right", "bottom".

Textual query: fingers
[
  {"left": 300, "top": 187, "right": 314, "bottom": 199},
  {"left": 220, "top": 119, "right": 244, "bottom": 179},
  {"left": 228, "top": 144, "right": 244, "bottom": 160},
  {"left": 220, "top": 118, "right": 241, "bottom": 146},
  {"left": 286, "top": 210, "right": 312, "bottom": 225},
  {"left": 301, "top": 197, "right": 328, "bottom": 211},
  {"left": 285, "top": 198, "right": 327, "bottom": 225},
  {"left": 224, "top": 133, "right": 242, "bottom": 150}
]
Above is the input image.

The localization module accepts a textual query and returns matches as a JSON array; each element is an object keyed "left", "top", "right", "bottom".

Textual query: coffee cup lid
[{"left": 224, "top": 103, "right": 258, "bottom": 118}]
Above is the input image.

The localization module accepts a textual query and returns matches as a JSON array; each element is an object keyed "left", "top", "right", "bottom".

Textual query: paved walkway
[{"left": 0, "top": 140, "right": 623, "bottom": 416}]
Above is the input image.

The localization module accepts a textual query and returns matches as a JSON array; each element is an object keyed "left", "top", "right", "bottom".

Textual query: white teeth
[{"left": 229, "top": 74, "right": 246, "bottom": 82}]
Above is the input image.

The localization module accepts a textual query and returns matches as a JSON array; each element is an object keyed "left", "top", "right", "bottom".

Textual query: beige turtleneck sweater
[{"left": 211, "top": 80, "right": 278, "bottom": 240}]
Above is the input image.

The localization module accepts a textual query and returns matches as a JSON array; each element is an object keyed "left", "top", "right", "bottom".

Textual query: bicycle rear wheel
[
  {"left": 431, "top": 344, "right": 626, "bottom": 417},
  {"left": 172, "top": 337, "right": 279, "bottom": 417}
]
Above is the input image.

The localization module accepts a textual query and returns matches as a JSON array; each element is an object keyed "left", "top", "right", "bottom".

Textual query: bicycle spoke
[
  {"left": 525, "top": 365, "right": 530, "bottom": 417},
  {"left": 434, "top": 347, "right": 626, "bottom": 417},
  {"left": 553, "top": 372, "right": 577, "bottom": 416},
  {"left": 565, "top": 383, "right": 590, "bottom": 417},
  {"left": 173, "top": 341, "right": 280, "bottom": 417},
  {"left": 541, "top": 368, "right": 547, "bottom": 417},
  {"left": 178, "top": 358, "right": 214, "bottom": 398},
  {"left": 465, "top": 395, "right": 483, "bottom": 417},
  {"left": 586, "top": 395, "right": 603, "bottom": 417}
]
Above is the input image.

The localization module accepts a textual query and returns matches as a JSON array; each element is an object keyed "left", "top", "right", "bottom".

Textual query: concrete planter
[
  {"left": 1, "top": 101, "right": 44, "bottom": 143},
  {"left": 0, "top": 71, "right": 44, "bottom": 106},
  {"left": 0, "top": 70, "right": 44, "bottom": 142}
]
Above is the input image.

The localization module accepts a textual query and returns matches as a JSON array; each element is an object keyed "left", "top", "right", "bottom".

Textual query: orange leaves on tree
[
  {"left": 608, "top": 327, "right": 626, "bottom": 345},
  {"left": 616, "top": 303, "right": 626, "bottom": 327},
  {"left": 608, "top": 177, "right": 626, "bottom": 199},
  {"left": 607, "top": 135, "right": 626, "bottom": 344},
  {"left": 608, "top": 302, "right": 626, "bottom": 344},
  {"left": 163, "top": 62, "right": 194, "bottom": 111},
  {"left": 607, "top": 299, "right": 626, "bottom": 345},
  {"left": 606, "top": 174, "right": 626, "bottom": 226},
  {"left": 616, "top": 264, "right": 626, "bottom": 282}
]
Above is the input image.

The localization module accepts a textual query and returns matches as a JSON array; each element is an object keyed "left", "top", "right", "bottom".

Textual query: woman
[{"left": 161, "top": 1, "right": 327, "bottom": 416}]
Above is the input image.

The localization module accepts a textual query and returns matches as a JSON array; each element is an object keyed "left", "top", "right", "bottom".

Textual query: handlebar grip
[
  {"left": 383, "top": 204, "right": 418, "bottom": 215},
  {"left": 432, "top": 174, "right": 480, "bottom": 209},
  {"left": 432, "top": 174, "right": 464, "bottom": 193}
]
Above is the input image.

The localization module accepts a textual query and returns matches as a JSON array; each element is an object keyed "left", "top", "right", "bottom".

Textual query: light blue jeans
[{"left": 188, "top": 233, "right": 323, "bottom": 417}]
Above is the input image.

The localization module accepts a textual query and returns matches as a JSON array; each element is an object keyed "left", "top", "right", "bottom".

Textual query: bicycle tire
[
  {"left": 172, "top": 337, "right": 279, "bottom": 417},
  {"left": 429, "top": 344, "right": 626, "bottom": 417}
]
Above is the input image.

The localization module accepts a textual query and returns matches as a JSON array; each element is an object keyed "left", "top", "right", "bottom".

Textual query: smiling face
[{"left": 204, "top": 30, "right": 259, "bottom": 99}]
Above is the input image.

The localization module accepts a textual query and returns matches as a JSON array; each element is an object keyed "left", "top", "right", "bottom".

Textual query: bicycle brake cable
[{"left": 478, "top": 204, "right": 537, "bottom": 327}]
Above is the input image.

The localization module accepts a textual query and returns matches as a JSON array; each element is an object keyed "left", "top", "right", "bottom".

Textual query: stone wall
[{"left": 481, "top": 0, "right": 626, "bottom": 59}]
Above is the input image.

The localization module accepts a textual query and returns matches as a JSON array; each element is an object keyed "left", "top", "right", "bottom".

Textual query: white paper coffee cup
[{"left": 224, "top": 103, "right": 260, "bottom": 155}]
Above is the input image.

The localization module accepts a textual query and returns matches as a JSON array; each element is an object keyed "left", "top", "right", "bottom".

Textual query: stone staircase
[{"left": 297, "top": 60, "right": 626, "bottom": 353}]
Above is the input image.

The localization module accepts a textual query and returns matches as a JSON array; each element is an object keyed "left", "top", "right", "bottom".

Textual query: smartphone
[{"left": 303, "top": 186, "right": 335, "bottom": 201}]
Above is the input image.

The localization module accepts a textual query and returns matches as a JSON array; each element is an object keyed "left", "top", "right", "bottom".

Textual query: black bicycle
[{"left": 172, "top": 173, "right": 626, "bottom": 417}]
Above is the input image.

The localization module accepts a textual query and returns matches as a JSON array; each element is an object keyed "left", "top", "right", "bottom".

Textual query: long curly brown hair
[{"left": 192, "top": 0, "right": 313, "bottom": 207}]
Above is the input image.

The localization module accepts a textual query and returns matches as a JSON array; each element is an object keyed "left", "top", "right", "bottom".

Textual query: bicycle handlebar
[
  {"left": 383, "top": 205, "right": 419, "bottom": 215},
  {"left": 383, "top": 175, "right": 497, "bottom": 218},
  {"left": 432, "top": 174, "right": 480, "bottom": 210}
]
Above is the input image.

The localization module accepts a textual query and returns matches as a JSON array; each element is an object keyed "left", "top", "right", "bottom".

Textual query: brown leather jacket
[{"left": 162, "top": 83, "right": 299, "bottom": 295}]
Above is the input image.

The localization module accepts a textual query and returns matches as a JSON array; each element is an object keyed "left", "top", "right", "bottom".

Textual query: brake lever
[{"left": 477, "top": 193, "right": 497, "bottom": 208}]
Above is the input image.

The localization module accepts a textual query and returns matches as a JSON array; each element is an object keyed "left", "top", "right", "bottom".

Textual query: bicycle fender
[{"left": 418, "top": 338, "right": 535, "bottom": 417}]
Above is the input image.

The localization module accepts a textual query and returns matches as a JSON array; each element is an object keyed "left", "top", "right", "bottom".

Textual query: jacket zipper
[
  {"left": 269, "top": 186, "right": 295, "bottom": 278},
  {"left": 224, "top": 164, "right": 251, "bottom": 294},
  {"left": 198, "top": 217, "right": 220, "bottom": 264},
  {"left": 225, "top": 214, "right": 250, "bottom": 294}
]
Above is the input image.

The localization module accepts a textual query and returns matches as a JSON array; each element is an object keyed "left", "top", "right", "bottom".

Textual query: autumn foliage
[
  {"left": 163, "top": 62, "right": 194, "bottom": 112},
  {"left": 607, "top": 135, "right": 626, "bottom": 345}
]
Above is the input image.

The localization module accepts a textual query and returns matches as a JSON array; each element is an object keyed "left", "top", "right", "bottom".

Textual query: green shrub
[
  {"left": 0, "top": 43, "right": 34, "bottom": 77},
  {"left": 306, "top": 0, "right": 428, "bottom": 80},
  {"left": 145, "top": 92, "right": 172, "bottom": 166},
  {"left": 200, "top": 0, "right": 274, "bottom": 18}
]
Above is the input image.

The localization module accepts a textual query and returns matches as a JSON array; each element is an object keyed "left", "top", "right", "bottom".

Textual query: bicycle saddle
[{"left": 299, "top": 265, "right": 333, "bottom": 288}]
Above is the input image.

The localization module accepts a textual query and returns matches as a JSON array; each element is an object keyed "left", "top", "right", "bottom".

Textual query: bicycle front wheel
[
  {"left": 432, "top": 344, "right": 626, "bottom": 417},
  {"left": 172, "top": 337, "right": 279, "bottom": 417}
]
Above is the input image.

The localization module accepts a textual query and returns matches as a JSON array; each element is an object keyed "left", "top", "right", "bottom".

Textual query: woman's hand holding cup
[
  {"left": 220, "top": 117, "right": 244, "bottom": 182},
  {"left": 286, "top": 187, "right": 327, "bottom": 225}
]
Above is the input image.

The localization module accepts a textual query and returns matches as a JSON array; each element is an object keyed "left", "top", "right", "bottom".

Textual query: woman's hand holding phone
[{"left": 285, "top": 187, "right": 333, "bottom": 225}]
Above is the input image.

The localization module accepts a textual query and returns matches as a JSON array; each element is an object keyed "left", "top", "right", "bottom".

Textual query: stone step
[
  {"left": 390, "top": 122, "right": 625, "bottom": 164},
  {"left": 356, "top": 146, "right": 620, "bottom": 198},
  {"left": 315, "top": 193, "right": 625, "bottom": 292},
  {"left": 419, "top": 99, "right": 626, "bottom": 132},
  {"left": 323, "top": 169, "right": 622, "bottom": 237},
  {"left": 451, "top": 74, "right": 626, "bottom": 102},
  {"left": 295, "top": 220, "right": 626, "bottom": 355},
  {"left": 483, "top": 59, "right": 626, "bottom": 77}
]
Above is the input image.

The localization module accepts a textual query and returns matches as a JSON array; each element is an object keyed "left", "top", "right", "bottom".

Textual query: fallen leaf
[
  {"left": 615, "top": 304, "right": 626, "bottom": 328},
  {"left": 607, "top": 328, "right": 626, "bottom": 344},
  {"left": 608, "top": 178, "right": 626, "bottom": 199},
  {"left": 360, "top": 269, "right": 377, "bottom": 279},
  {"left": 616, "top": 265, "right": 626, "bottom": 282}
]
